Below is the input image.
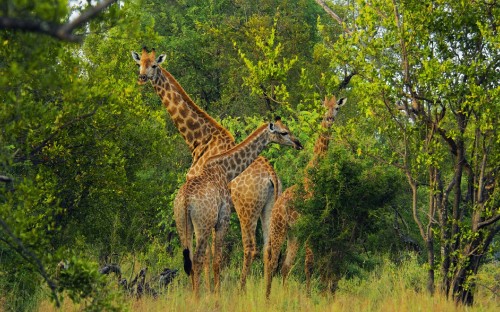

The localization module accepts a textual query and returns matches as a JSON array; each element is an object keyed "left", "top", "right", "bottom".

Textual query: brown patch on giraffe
[
  {"left": 173, "top": 116, "right": 183, "bottom": 126},
  {"left": 169, "top": 106, "right": 178, "bottom": 116},
  {"left": 186, "top": 118, "right": 200, "bottom": 130},
  {"left": 179, "top": 105, "right": 189, "bottom": 118}
]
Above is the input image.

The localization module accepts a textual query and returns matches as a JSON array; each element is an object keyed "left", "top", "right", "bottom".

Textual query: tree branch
[
  {"left": 392, "top": 0, "right": 411, "bottom": 89},
  {"left": 336, "top": 71, "right": 356, "bottom": 92},
  {"left": 478, "top": 213, "right": 500, "bottom": 230},
  {"left": 0, "top": 0, "right": 117, "bottom": 42},
  {"left": 0, "top": 175, "right": 12, "bottom": 183},
  {"left": 314, "top": 0, "right": 353, "bottom": 35}
]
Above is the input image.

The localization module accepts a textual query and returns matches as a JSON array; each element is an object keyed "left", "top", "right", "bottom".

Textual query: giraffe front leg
[
  {"left": 239, "top": 220, "right": 258, "bottom": 290},
  {"left": 305, "top": 243, "right": 314, "bottom": 297},
  {"left": 265, "top": 216, "right": 287, "bottom": 299},
  {"left": 203, "top": 231, "right": 214, "bottom": 293},
  {"left": 264, "top": 243, "right": 275, "bottom": 299},
  {"left": 281, "top": 235, "right": 298, "bottom": 286}
]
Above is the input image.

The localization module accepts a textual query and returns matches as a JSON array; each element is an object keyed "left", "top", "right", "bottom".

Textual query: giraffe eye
[
  {"left": 152, "top": 65, "right": 157, "bottom": 68},
  {"left": 280, "top": 131, "right": 289, "bottom": 136}
]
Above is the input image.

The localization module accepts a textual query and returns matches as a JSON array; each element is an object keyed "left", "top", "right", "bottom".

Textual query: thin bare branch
[
  {"left": 0, "top": 175, "right": 12, "bottom": 183},
  {"left": 478, "top": 213, "right": 500, "bottom": 229},
  {"left": 392, "top": 0, "right": 411, "bottom": 88},
  {"left": 314, "top": 0, "right": 353, "bottom": 35},
  {"left": 0, "top": 0, "right": 117, "bottom": 42}
]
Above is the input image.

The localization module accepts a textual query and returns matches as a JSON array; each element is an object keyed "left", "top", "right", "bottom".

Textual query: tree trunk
[
  {"left": 436, "top": 169, "right": 451, "bottom": 294},
  {"left": 407, "top": 173, "right": 435, "bottom": 294},
  {"left": 426, "top": 237, "right": 435, "bottom": 295}
]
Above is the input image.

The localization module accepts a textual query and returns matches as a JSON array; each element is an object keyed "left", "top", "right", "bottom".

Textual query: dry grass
[
  {"left": 25, "top": 255, "right": 500, "bottom": 311},
  {"left": 35, "top": 273, "right": 499, "bottom": 312}
]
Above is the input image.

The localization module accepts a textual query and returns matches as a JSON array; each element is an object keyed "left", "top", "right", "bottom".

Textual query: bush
[
  {"left": 56, "top": 256, "right": 122, "bottom": 311},
  {"left": 293, "top": 146, "right": 408, "bottom": 288}
]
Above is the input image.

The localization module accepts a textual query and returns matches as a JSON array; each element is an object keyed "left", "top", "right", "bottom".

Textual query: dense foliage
[{"left": 0, "top": 0, "right": 498, "bottom": 310}]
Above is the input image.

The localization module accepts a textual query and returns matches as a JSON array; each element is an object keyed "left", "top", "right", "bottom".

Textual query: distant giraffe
[
  {"left": 175, "top": 117, "right": 303, "bottom": 297},
  {"left": 264, "top": 96, "right": 347, "bottom": 298},
  {"left": 132, "top": 47, "right": 282, "bottom": 288}
]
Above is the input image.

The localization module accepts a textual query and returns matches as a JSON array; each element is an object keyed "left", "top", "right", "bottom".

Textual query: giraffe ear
[
  {"left": 337, "top": 98, "right": 347, "bottom": 107},
  {"left": 156, "top": 54, "right": 166, "bottom": 64},
  {"left": 269, "top": 123, "right": 275, "bottom": 132},
  {"left": 131, "top": 51, "right": 141, "bottom": 63}
]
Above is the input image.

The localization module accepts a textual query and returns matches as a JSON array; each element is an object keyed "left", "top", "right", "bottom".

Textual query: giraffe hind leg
[
  {"left": 192, "top": 231, "right": 210, "bottom": 297},
  {"left": 204, "top": 235, "right": 213, "bottom": 292},
  {"left": 212, "top": 200, "right": 230, "bottom": 294},
  {"left": 265, "top": 208, "right": 288, "bottom": 299}
]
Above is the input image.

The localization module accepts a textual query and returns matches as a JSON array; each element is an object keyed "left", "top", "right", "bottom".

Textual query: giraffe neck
[
  {"left": 303, "top": 117, "right": 334, "bottom": 197},
  {"left": 151, "top": 67, "right": 235, "bottom": 153},
  {"left": 307, "top": 121, "right": 333, "bottom": 169},
  {"left": 312, "top": 120, "right": 332, "bottom": 155},
  {"left": 205, "top": 124, "right": 270, "bottom": 182}
]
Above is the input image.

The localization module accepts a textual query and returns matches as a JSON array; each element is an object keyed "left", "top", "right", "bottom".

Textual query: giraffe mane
[
  {"left": 204, "top": 124, "right": 269, "bottom": 164},
  {"left": 159, "top": 67, "right": 235, "bottom": 142}
]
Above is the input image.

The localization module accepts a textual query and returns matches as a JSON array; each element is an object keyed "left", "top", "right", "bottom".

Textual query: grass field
[{"left": 33, "top": 257, "right": 499, "bottom": 312}]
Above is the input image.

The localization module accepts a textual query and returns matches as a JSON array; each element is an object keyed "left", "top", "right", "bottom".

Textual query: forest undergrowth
[{"left": 31, "top": 255, "right": 499, "bottom": 312}]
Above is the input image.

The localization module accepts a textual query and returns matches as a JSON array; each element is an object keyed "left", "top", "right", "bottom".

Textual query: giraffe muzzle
[
  {"left": 138, "top": 74, "right": 148, "bottom": 83},
  {"left": 293, "top": 139, "right": 304, "bottom": 150}
]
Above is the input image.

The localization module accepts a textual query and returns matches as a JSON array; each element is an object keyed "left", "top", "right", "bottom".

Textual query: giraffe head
[
  {"left": 268, "top": 117, "right": 303, "bottom": 150},
  {"left": 131, "top": 47, "right": 166, "bottom": 85},
  {"left": 322, "top": 95, "right": 347, "bottom": 128}
]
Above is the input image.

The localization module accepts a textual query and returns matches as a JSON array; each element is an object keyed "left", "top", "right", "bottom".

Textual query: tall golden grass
[{"left": 36, "top": 257, "right": 499, "bottom": 312}]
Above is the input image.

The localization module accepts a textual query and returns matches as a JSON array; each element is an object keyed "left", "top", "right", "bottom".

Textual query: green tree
[
  {"left": 317, "top": 0, "right": 499, "bottom": 304},
  {"left": 0, "top": 1, "right": 183, "bottom": 309}
]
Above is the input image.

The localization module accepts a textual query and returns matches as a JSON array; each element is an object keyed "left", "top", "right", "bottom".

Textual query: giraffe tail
[
  {"left": 177, "top": 185, "right": 192, "bottom": 276},
  {"left": 183, "top": 248, "right": 192, "bottom": 276}
]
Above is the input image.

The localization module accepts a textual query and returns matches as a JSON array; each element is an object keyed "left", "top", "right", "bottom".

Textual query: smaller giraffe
[
  {"left": 264, "top": 96, "right": 346, "bottom": 299},
  {"left": 174, "top": 117, "right": 303, "bottom": 297}
]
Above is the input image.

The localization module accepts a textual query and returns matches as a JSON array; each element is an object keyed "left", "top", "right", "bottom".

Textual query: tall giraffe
[
  {"left": 132, "top": 47, "right": 282, "bottom": 288},
  {"left": 264, "top": 96, "right": 346, "bottom": 298},
  {"left": 174, "top": 117, "right": 303, "bottom": 297}
]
